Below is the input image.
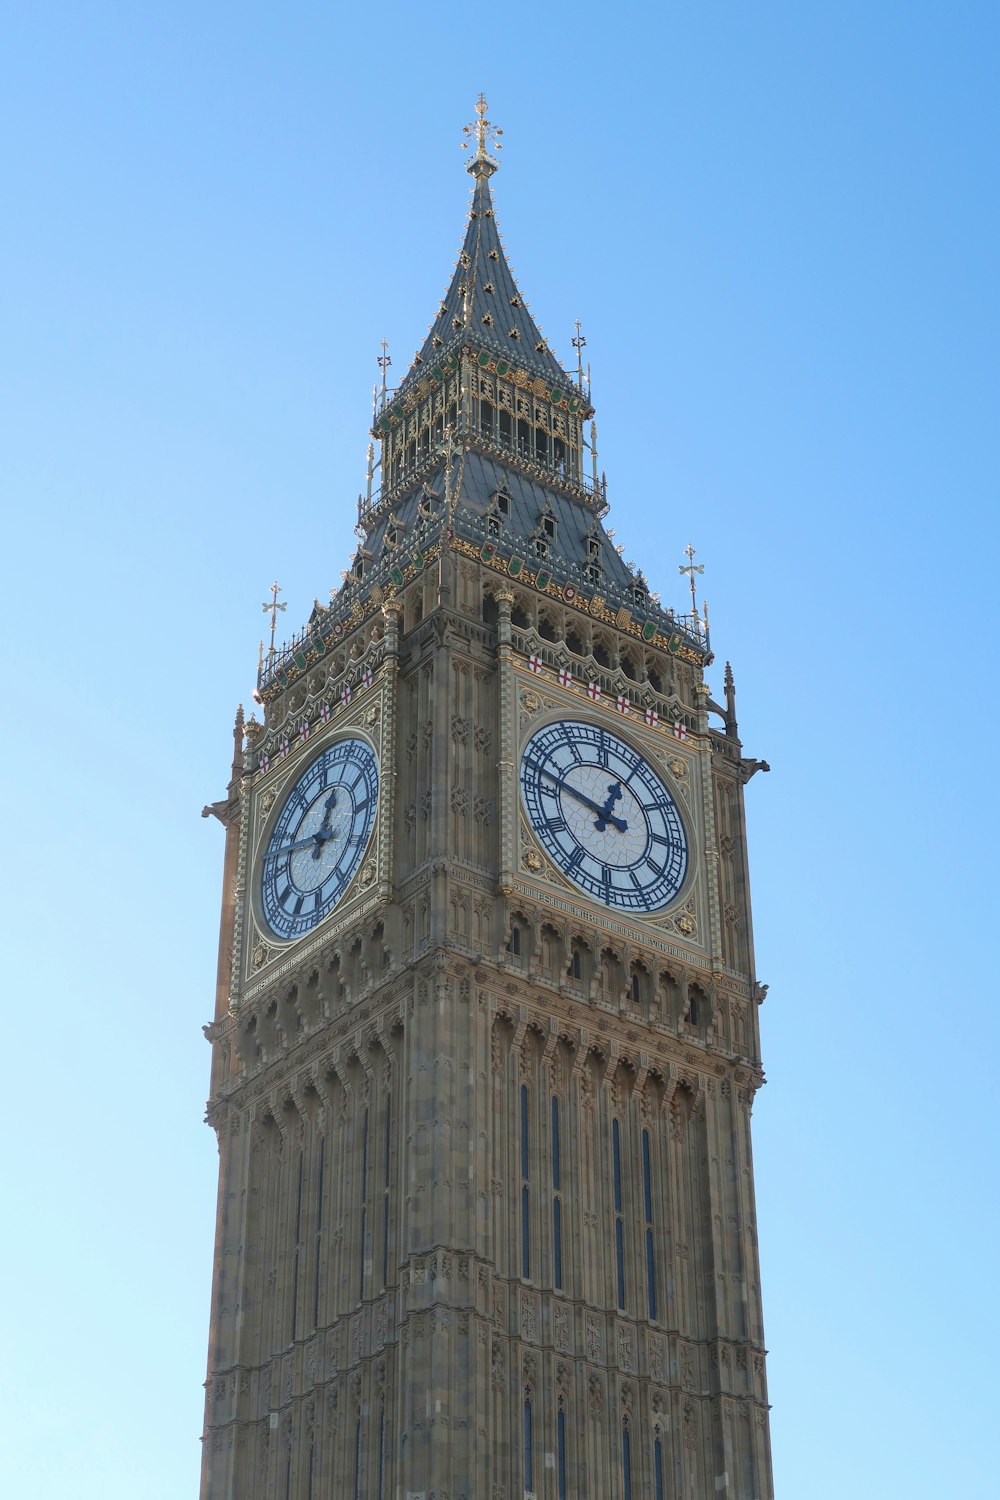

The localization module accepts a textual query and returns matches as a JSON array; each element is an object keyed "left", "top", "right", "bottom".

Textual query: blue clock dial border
[
  {"left": 519, "top": 719, "right": 688, "bottom": 914},
  {"left": 259, "top": 738, "right": 379, "bottom": 941}
]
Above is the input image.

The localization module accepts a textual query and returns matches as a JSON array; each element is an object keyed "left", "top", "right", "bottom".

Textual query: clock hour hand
[
  {"left": 311, "top": 790, "right": 338, "bottom": 858},
  {"left": 594, "top": 782, "right": 623, "bottom": 832},
  {"left": 536, "top": 765, "right": 628, "bottom": 833}
]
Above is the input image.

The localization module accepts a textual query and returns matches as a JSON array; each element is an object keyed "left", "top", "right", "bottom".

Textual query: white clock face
[
  {"left": 259, "top": 738, "right": 378, "bottom": 941},
  {"left": 519, "top": 719, "right": 688, "bottom": 913}
]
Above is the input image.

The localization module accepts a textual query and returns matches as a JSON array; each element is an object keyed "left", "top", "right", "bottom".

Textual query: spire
[{"left": 393, "top": 96, "right": 570, "bottom": 403}]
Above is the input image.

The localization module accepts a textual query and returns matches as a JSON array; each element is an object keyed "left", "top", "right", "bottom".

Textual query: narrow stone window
[
  {"left": 557, "top": 1404, "right": 567, "bottom": 1499},
  {"left": 382, "top": 1090, "right": 392, "bottom": 1287},
  {"left": 511, "top": 923, "right": 521, "bottom": 957},
  {"left": 313, "top": 1135, "right": 325, "bottom": 1329},
  {"left": 631, "top": 971, "right": 641, "bottom": 1005},
  {"left": 306, "top": 1439, "right": 315, "bottom": 1500},
  {"left": 523, "top": 1393, "right": 534, "bottom": 1493},
  {"left": 521, "top": 1084, "right": 531, "bottom": 1279},
  {"left": 291, "top": 1147, "right": 304, "bottom": 1341},
  {"left": 551, "top": 1095, "right": 563, "bottom": 1290},
  {"left": 622, "top": 1417, "right": 633, "bottom": 1500},
  {"left": 378, "top": 1406, "right": 386, "bottom": 1500},
  {"left": 358, "top": 1106, "right": 369, "bottom": 1302},
  {"left": 654, "top": 1435, "right": 665, "bottom": 1500},
  {"left": 643, "top": 1127, "right": 656, "bottom": 1319},
  {"left": 353, "top": 1415, "right": 362, "bottom": 1500},
  {"left": 613, "top": 1117, "right": 625, "bottom": 1309},
  {"left": 572, "top": 947, "right": 582, "bottom": 980}
]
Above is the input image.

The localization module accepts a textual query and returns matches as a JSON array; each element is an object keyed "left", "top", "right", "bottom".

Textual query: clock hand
[
  {"left": 264, "top": 823, "right": 342, "bottom": 862},
  {"left": 311, "top": 790, "right": 338, "bottom": 859},
  {"left": 594, "top": 782, "right": 624, "bottom": 833},
  {"left": 263, "top": 834, "right": 326, "bottom": 860},
  {"left": 536, "top": 765, "right": 628, "bottom": 833}
]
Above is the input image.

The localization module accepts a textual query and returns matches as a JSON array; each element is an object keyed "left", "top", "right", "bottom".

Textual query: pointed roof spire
[
  {"left": 392, "top": 96, "right": 571, "bottom": 404},
  {"left": 462, "top": 91, "right": 502, "bottom": 178}
]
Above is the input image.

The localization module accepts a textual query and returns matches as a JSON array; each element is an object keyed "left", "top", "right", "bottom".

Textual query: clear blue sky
[{"left": 2, "top": 4, "right": 997, "bottom": 1496}]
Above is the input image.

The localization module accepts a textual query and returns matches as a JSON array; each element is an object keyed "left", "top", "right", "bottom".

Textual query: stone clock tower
[{"left": 200, "top": 100, "right": 774, "bottom": 1500}]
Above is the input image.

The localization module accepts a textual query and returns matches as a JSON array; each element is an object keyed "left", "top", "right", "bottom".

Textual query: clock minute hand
[
  {"left": 264, "top": 828, "right": 336, "bottom": 861},
  {"left": 537, "top": 766, "right": 628, "bottom": 833},
  {"left": 263, "top": 835, "right": 316, "bottom": 861}
]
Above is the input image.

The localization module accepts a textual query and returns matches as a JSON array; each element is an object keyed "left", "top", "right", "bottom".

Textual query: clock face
[
  {"left": 520, "top": 719, "right": 688, "bottom": 914},
  {"left": 259, "top": 737, "right": 379, "bottom": 941}
]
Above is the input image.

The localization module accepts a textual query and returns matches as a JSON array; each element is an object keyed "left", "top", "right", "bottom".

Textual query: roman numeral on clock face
[
  {"left": 519, "top": 719, "right": 689, "bottom": 915},
  {"left": 259, "top": 737, "right": 380, "bottom": 941}
]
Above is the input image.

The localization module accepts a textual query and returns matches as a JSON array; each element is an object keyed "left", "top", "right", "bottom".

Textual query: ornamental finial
[
  {"left": 261, "top": 581, "right": 286, "bottom": 659},
  {"left": 678, "top": 544, "right": 705, "bottom": 633},
  {"left": 462, "top": 93, "right": 502, "bottom": 174}
]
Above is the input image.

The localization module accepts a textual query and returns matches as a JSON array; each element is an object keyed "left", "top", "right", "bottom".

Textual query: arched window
[
  {"left": 557, "top": 1400, "right": 568, "bottom": 1498},
  {"left": 523, "top": 1393, "right": 534, "bottom": 1493},
  {"left": 654, "top": 1433, "right": 665, "bottom": 1500},
  {"left": 622, "top": 1417, "right": 633, "bottom": 1500}
]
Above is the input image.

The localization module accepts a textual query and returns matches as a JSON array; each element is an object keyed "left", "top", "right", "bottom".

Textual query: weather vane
[
  {"left": 462, "top": 93, "right": 503, "bottom": 165},
  {"left": 678, "top": 544, "right": 704, "bottom": 625},
  {"left": 261, "top": 580, "right": 286, "bottom": 657}
]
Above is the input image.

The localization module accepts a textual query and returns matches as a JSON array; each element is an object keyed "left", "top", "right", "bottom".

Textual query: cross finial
[
  {"left": 261, "top": 580, "right": 286, "bottom": 656},
  {"left": 572, "top": 320, "right": 587, "bottom": 392},
  {"left": 678, "top": 544, "right": 705, "bottom": 626},
  {"left": 462, "top": 93, "right": 502, "bottom": 174},
  {"left": 377, "top": 340, "right": 391, "bottom": 406}
]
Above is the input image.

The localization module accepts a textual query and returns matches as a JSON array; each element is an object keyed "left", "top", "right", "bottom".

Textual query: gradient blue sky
[{"left": 2, "top": 4, "right": 997, "bottom": 1496}]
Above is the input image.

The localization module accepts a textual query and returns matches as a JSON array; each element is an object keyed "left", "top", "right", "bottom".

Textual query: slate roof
[
  {"left": 393, "top": 158, "right": 573, "bottom": 407},
  {"left": 256, "top": 138, "right": 708, "bottom": 695},
  {"left": 371, "top": 452, "right": 637, "bottom": 598}
]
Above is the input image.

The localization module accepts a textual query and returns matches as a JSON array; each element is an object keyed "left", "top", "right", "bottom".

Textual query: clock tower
[{"left": 200, "top": 99, "right": 775, "bottom": 1499}]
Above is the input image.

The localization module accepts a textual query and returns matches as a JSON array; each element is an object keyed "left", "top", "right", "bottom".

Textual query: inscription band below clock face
[
  {"left": 519, "top": 719, "right": 688, "bottom": 913},
  {"left": 259, "top": 737, "right": 379, "bottom": 941}
]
